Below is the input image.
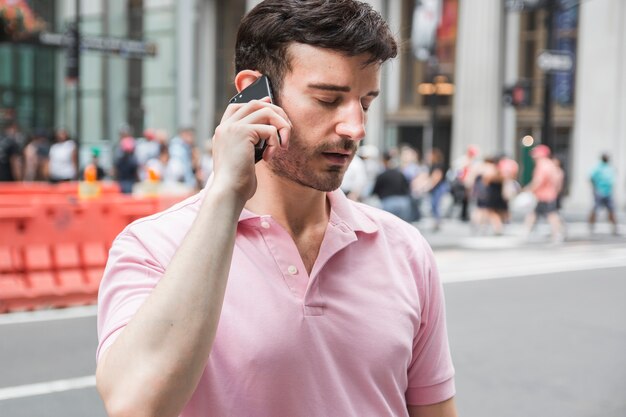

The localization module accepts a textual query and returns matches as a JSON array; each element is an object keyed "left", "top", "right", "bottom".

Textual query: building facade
[{"left": 1, "top": 0, "right": 624, "bottom": 210}]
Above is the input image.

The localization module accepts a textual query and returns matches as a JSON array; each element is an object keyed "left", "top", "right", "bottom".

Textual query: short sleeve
[
  {"left": 405, "top": 237, "right": 456, "bottom": 405},
  {"left": 96, "top": 229, "right": 165, "bottom": 362}
]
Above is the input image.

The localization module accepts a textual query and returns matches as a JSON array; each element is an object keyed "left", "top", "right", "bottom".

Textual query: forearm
[{"left": 97, "top": 184, "right": 246, "bottom": 417}]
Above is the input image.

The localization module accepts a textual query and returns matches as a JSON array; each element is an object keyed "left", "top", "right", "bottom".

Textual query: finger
[
  {"left": 238, "top": 107, "right": 290, "bottom": 135},
  {"left": 246, "top": 124, "right": 280, "bottom": 147},
  {"left": 224, "top": 99, "right": 270, "bottom": 121},
  {"left": 221, "top": 102, "right": 246, "bottom": 123},
  {"left": 278, "top": 126, "right": 290, "bottom": 149},
  {"left": 245, "top": 123, "right": 283, "bottom": 160},
  {"left": 258, "top": 130, "right": 284, "bottom": 162},
  {"left": 227, "top": 99, "right": 292, "bottom": 130},
  {"left": 221, "top": 99, "right": 267, "bottom": 123}
]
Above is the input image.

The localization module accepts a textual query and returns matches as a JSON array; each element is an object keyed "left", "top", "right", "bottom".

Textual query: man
[
  {"left": 0, "top": 122, "right": 23, "bottom": 181},
  {"left": 96, "top": 2, "right": 457, "bottom": 416},
  {"left": 169, "top": 127, "right": 197, "bottom": 188},
  {"left": 340, "top": 151, "right": 368, "bottom": 202},
  {"left": 450, "top": 145, "right": 479, "bottom": 222},
  {"left": 373, "top": 151, "right": 414, "bottom": 222},
  {"left": 524, "top": 144, "right": 564, "bottom": 243},
  {"left": 48, "top": 127, "right": 78, "bottom": 183},
  {"left": 588, "top": 153, "right": 618, "bottom": 235}
]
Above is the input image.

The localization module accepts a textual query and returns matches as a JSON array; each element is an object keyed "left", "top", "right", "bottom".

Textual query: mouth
[{"left": 321, "top": 151, "right": 352, "bottom": 165}]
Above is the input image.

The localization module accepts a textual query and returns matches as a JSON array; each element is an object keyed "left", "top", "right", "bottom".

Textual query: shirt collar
[
  {"left": 200, "top": 178, "right": 378, "bottom": 234},
  {"left": 326, "top": 190, "right": 378, "bottom": 234}
]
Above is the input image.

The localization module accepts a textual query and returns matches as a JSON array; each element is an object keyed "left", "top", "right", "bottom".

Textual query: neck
[{"left": 245, "top": 164, "right": 330, "bottom": 237}]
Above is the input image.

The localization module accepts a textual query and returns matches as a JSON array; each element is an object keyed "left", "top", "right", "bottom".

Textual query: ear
[{"left": 235, "top": 70, "right": 263, "bottom": 93}]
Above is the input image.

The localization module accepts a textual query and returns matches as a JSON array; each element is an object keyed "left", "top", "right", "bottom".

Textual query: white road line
[
  {"left": 0, "top": 375, "right": 96, "bottom": 401},
  {"left": 0, "top": 305, "right": 97, "bottom": 326}
]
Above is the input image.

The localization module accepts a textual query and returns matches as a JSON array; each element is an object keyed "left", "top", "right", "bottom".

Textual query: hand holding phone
[{"left": 229, "top": 75, "right": 281, "bottom": 163}]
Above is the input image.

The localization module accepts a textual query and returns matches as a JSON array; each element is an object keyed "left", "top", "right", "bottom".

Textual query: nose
[{"left": 336, "top": 102, "right": 366, "bottom": 142}]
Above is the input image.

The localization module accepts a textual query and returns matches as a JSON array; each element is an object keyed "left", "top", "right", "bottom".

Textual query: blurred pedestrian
[
  {"left": 498, "top": 156, "right": 521, "bottom": 224},
  {"left": 426, "top": 147, "right": 449, "bottom": 231},
  {"left": 357, "top": 143, "right": 383, "bottom": 201},
  {"left": 0, "top": 122, "right": 23, "bottom": 181},
  {"left": 145, "top": 143, "right": 181, "bottom": 184},
  {"left": 588, "top": 153, "right": 618, "bottom": 235},
  {"left": 372, "top": 151, "right": 413, "bottom": 221},
  {"left": 450, "top": 145, "right": 479, "bottom": 222},
  {"left": 194, "top": 139, "right": 214, "bottom": 188},
  {"left": 48, "top": 128, "right": 77, "bottom": 183},
  {"left": 169, "top": 127, "right": 196, "bottom": 188},
  {"left": 22, "top": 129, "right": 50, "bottom": 181},
  {"left": 400, "top": 145, "right": 428, "bottom": 222},
  {"left": 134, "top": 128, "right": 161, "bottom": 180},
  {"left": 81, "top": 147, "right": 107, "bottom": 181},
  {"left": 524, "top": 144, "right": 564, "bottom": 243},
  {"left": 341, "top": 152, "right": 367, "bottom": 201},
  {"left": 113, "top": 136, "right": 139, "bottom": 194},
  {"left": 471, "top": 157, "right": 506, "bottom": 235}
]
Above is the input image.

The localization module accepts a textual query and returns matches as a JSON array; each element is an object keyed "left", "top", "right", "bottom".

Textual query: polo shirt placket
[{"left": 249, "top": 212, "right": 358, "bottom": 317}]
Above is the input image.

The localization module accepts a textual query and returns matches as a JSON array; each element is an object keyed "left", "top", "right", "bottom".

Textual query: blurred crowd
[
  {"left": 0, "top": 122, "right": 214, "bottom": 194},
  {"left": 340, "top": 141, "right": 618, "bottom": 241},
  {"left": 1, "top": 121, "right": 618, "bottom": 239}
]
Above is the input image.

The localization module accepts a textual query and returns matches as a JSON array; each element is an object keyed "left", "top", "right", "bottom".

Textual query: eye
[{"left": 316, "top": 97, "right": 340, "bottom": 107}]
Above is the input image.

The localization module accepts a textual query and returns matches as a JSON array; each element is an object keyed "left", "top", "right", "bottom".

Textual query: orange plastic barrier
[{"left": 0, "top": 182, "right": 191, "bottom": 313}]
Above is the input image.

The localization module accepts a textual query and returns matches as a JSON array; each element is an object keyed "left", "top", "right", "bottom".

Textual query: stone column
[
  {"left": 503, "top": 11, "right": 520, "bottom": 158},
  {"left": 363, "top": 0, "right": 386, "bottom": 150},
  {"left": 176, "top": 0, "right": 196, "bottom": 129},
  {"left": 196, "top": 0, "right": 218, "bottom": 143},
  {"left": 451, "top": 0, "right": 504, "bottom": 160},
  {"left": 569, "top": 1, "right": 626, "bottom": 210}
]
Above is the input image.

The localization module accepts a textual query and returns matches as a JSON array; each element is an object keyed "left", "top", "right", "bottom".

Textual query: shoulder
[
  {"left": 346, "top": 200, "right": 440, "bottom": 299},
  {"left": 348, "top": 199, "right": 430, "bottom": 255},
  {"left": 114, "top": 192, "right": 203, "bottom": 263}
]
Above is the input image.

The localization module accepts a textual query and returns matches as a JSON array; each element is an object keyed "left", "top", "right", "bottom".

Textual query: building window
[{"left": 0, "top": 0, "right": 56, "bottom": 132}]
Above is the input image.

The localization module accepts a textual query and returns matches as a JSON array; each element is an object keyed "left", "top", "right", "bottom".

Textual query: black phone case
[{"left": 229, "top": 76, "right": 274, "bottom": 163}]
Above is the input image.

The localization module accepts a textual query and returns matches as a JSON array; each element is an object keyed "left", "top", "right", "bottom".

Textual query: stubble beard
[{"left": 267, "top": 131, "right": 357, "bottom": 192}]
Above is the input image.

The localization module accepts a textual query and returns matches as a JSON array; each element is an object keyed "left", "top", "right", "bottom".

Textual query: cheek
[{"left": 283, "top": 99, "right": 327, "bottom": 133}]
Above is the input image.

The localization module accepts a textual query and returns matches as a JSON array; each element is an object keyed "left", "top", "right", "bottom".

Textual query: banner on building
[
  {"left": 552, "top": 0, "right": 578, "bottom": 106},
  {"left": 411, "top": 0, "right": 442, "bottom": 61},
  {"left": 411, "top": 0, "right": 458, "bottom": 66}
]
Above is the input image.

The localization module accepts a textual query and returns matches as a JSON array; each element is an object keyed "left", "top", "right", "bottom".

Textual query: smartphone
[{"left": 229, "top": 75, "right": 278, "bottom": 163}]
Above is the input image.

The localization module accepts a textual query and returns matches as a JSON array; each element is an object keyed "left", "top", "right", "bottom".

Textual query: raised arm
[{"left": 96, "top": 96, "right": 290, "bottom": 417}]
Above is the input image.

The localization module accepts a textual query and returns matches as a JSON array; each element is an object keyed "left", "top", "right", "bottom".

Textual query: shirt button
[
  {"left": 287, "top": 265, "right": 298, "bottom": 275},
  {"left": 260, "top": 221, "right": 271, "bottom": 229}
]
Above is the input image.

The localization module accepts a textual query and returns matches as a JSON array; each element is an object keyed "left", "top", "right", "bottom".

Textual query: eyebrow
[{"left": 307, "top": 83, "right": 379, "bottom": 98}]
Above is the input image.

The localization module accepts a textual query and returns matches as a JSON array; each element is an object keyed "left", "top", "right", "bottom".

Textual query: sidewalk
[{"left": 415, "top": 211, "right": 624, "bottom": 251}]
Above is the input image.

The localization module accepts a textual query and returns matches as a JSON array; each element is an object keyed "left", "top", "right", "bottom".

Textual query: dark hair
[
  {"left": 235, "top": 0, "right": 397, "bottom": 96},
  {"left": 601, "top": 153, "right": 609, "bottom": 163}
]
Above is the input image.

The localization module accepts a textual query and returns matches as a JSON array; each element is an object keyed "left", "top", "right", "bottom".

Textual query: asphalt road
[
  {"left": 1, "top": 247, "right": 625, "bottom": 417},
  {"left": 446, "top": 266, "right": 626, "bottom": 417}
]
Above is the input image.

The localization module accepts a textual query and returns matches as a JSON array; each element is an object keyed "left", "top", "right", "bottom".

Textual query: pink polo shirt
[{"left": 97, "top": 189, "right": 455, "bottom": 416}]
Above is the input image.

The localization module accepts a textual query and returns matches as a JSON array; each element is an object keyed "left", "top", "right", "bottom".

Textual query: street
[{"left": 0, "top": 226, "right": 625, "bottom": 417}]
